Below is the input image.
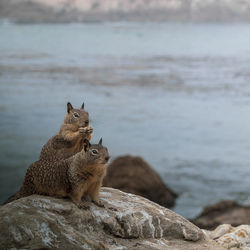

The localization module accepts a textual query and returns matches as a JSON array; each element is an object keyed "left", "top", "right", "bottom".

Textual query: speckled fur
[
  {"left": 40, "top": 102, "right": 93, "bottom": 161},
  {"left": 4, "top": 140, "right": 109, "bottom": 207}
]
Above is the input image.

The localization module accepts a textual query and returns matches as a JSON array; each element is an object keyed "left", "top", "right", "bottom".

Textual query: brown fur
[
  {"left": 40, "top": 102, "right": 93, "bottom": 161},
  {"left": 4, "top": 139, "right": 109, "bottom": 207}
]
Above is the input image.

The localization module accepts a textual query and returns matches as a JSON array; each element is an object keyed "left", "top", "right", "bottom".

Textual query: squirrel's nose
[{"left": 105, "top": 156, "right": 110, "bottom": 162}]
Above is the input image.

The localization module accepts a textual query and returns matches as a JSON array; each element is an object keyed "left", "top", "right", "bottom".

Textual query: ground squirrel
[
  {"left": 40, "top": 102, "right": 93, "bottom": 160},
  {"left": 4, "top": 139, "right": 110, "bottom": 208}
]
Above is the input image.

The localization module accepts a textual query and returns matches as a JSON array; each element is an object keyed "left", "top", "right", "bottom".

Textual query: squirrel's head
[
  {"left": 64, "top": 102, "right": 90, "bottom": 129},
  {"left": 82, "top": 138, "right": 110, "bottom": 165}
]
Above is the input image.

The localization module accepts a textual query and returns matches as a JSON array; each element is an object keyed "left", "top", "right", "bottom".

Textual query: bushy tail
[{"left": 2, "top": 190, "right": 26, "bottom": 205}]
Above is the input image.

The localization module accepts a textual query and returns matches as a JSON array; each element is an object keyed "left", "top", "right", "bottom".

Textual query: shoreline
[{"left": 2, "top": 0, "right": 250, "bottom": 24}]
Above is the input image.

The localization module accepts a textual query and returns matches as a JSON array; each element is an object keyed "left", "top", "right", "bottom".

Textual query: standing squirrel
[
  {"left": 40, "top": 102, "right": 93, "bottom": 161},
  {"left": 4, "top": 139, "right": 109, "bottom": 208}
]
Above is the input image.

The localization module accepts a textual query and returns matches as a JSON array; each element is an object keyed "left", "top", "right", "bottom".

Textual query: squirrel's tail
[{"left": 2, "top": 189, "right": 27, "bottom": 205}]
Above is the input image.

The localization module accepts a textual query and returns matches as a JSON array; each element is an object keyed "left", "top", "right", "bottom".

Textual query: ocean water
[{"left": 1, "top": 22, "right": 250, "bottom": 218}]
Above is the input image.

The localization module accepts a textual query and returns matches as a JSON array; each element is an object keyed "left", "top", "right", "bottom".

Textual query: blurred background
[{"left": 1, "top": 0, "right": 250, "bottom": 219}]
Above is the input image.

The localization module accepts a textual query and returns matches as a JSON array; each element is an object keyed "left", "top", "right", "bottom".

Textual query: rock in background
[
  {"left": 103, "top": 155, "right": 177, "bottom": 208},
  {"left": 192, "top": 200, "right": 250, "bottom": 230},
  {"left": 2, "top": 0, "right": 250, "bottom": 23},
  {"left": 0, "top": 187, "right": 224, "bottom": 250}
]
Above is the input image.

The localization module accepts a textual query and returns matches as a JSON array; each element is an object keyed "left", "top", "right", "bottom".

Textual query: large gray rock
[{"left": 0, "top": 187, "right": 223, "bottom": 249}]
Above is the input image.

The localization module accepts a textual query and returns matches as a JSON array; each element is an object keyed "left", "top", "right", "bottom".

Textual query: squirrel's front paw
[
  {"left": 82, "top": 195, "right": 91, "bottom": 202},
  {"left": 76, "top": 202, "right": 89, "bottom": 209},
  {"left": 79, "top": 127, "right": 85, "bottom": 134},
  {"left": 85, "top": 127, "right": 93, "bottom": 134},
  {"left": 93, "top": 200, "right": 105, "bottom": 208},
  {"left": 79, "top": 127, "right": 93, "bottom": 135}
]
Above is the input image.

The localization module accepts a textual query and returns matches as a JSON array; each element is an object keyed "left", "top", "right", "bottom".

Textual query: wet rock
[
  {"left": 103, "top": 155, "right": 177, "bottom": 208},
  {"left": 192, "top": 200, "right": 250, "bottom": 230},
  {"left": 204, "top": 224, "right": 250, "bottom": 249},
  {"left": 0, "top": 187, "right": 223, "bottom": 250}
]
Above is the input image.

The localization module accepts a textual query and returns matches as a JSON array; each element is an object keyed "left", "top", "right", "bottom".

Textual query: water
[{"left": 1, "top": 22, "right": 250, "bottom": 218}]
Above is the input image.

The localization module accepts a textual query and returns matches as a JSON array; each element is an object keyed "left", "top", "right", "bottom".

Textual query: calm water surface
[{"left": 1, "top": 22, "right": 250, "bottom": 218}]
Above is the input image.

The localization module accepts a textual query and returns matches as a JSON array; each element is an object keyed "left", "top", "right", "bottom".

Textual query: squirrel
[
  {"left": 4, "top": 139, "right": 110, "bottom": 208},
  {"left": 40, "top": 102, "right": 93, "bottom": 161}
]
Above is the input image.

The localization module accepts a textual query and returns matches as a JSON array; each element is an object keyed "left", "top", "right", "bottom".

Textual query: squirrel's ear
[
  {"left": 83, "top": 139, "right": 91, "bottom": 152},
  {"left": 81, "top": 102, "right": 84, "bottom": 110},
  {"left": 98, "top": 138, "right": 103, "bottom": 145},
  {"left": 67, "top": 102, "right": 73, "bottom": 113}
]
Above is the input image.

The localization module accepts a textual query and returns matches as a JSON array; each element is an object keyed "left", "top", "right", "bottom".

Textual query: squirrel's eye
[
  {"left": 85, "top": 120, "right": 89, "bottom": 126},
  {"left": 91, "top": 149, "right": 98, "bottom": 155},
  {"left": 73, "top": 113, "right": 79, "bottom": 118}
]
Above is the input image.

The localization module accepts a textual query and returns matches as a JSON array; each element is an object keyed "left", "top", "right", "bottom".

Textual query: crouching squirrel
[
  {"left": 40, "top": 102, "right": 93, "bottom": 161},
  {"left": 4, "top": 139, "right": 109, "bottom": 208}
]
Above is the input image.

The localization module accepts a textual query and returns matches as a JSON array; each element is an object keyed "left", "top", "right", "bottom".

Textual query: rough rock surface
[
  {"left": 192, "top": 200, "right": 250, "bottom": 230},
  {"left": 103, "top": 155, "right": 177, "bottom": 208},
  {"left": 204, "top": 224, "right": 250, "bottom": 249},
  {"left": 0, "top": 187, "right": 223, "bottom": 250}
]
